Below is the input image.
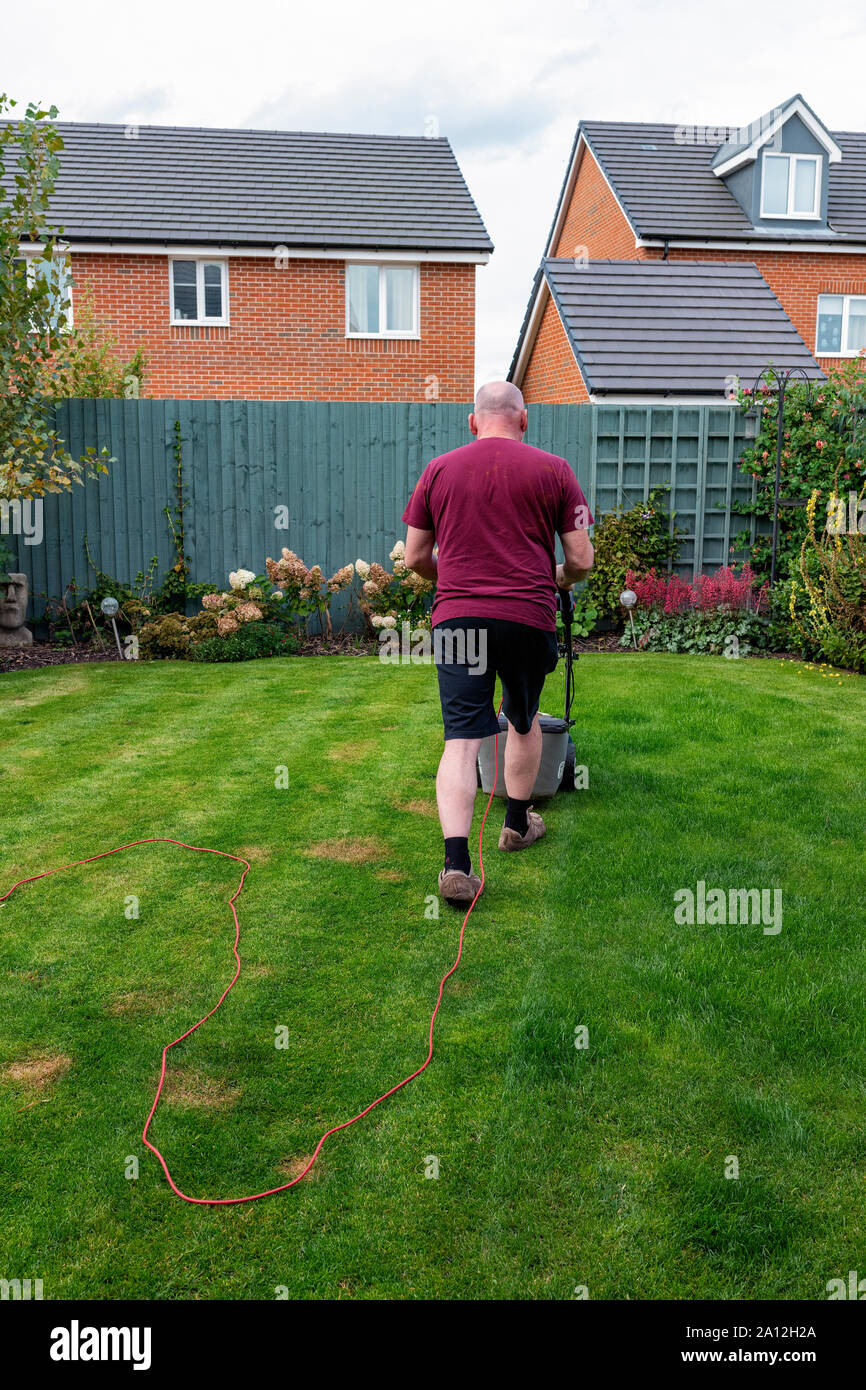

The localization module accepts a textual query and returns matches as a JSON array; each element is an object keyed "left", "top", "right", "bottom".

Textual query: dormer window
[{"left": 760, "top": 152, "right": 821, "bottom": 218}]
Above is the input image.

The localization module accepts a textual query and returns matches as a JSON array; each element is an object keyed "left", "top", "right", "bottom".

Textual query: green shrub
[
  {"left": 788, "top": 486, "right": 866, "bottom": 672},
  {"left": 732, "top": 357, "right": 866, "bottom": 584},
  {"left": 623, "top": 607, "right": 770, "bottom": 656},
  {"left": 555, "top": 593, "right": 598, "bottom": 639},
  {"left": 0, "top": 536, "right": 14, "bottom": 582},
  {"left": 765, "top": 577, "right": 813, "bottom": 656},
  {"left": 38, "top": 284, "right": 149, "bottom": 399},
  {"left": 587, "top": 488, "right": 681, "bottom": 620},
  {"left": 189, "top": 621, "right": 299, "bottom": 663},
  {"left": 138, "top": 611, "right": 218, "bottom": 660}
]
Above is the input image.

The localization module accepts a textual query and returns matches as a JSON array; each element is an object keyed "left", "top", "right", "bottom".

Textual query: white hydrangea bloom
[
  {"left": 355, "top": 559, "right": 371, "bottom": 578},
  {"left": 389, "top": 541, "right": 406, "bottom": 560},
  {"left": 228, "top": 568, "right": 256, "bottom": 590},
  {"left": 381, "top": 614, "right": 397, "bottom": 628},
  {"left": 371, "top": 614, "right": 384, "bottom": 628}
]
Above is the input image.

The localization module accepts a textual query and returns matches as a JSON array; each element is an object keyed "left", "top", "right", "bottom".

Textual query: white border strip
[
  {"left": 545, "top": 132, "right": 640, "bottom": 258},
  {"left": 636, "top": 237, "right": 866, "bottom": 254},
  {"left": 16, "top": 241, "right": 489, "bottom": 264},
  {"left": 589, "top": 394, "right": 739, "bottom": 405},
  {"left": 512, "top": 277, "right": 551, "bottom": 387},
  {"left": 712, "top": 97, "right": 843, "bottom": 179}
]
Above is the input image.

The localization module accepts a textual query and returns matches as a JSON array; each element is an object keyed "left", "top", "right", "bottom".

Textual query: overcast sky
[{"left": 8, "top": 0, "right": 866, "bottom": 390}]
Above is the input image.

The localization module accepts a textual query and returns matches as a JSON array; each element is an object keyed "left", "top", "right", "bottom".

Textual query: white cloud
[{"left": 8, "top": 0, "right": 866, "bottom": 392}]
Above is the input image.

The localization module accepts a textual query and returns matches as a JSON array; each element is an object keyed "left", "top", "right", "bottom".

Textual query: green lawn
[{"left": 1, "top": 651, "right": 864, "bottom": 1300}]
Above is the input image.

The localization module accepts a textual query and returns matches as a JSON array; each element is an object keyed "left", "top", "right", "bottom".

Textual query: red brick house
[
  {"left": 15, "top": 122, "right": 492, "bottom": 401},
  {"left": 511, "top": 95, "right": 864, "bottom": 401}
]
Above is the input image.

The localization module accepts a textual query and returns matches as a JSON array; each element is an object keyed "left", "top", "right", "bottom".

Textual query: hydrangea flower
[
  {"left": 327, "top": 564, "right": 355, "bottom": 594},
  {"left": 228, "top": 568, "right": 256, "bottom": 590},
  {"left": 235, "top": 602, "right": 264, "bottom": 623}
]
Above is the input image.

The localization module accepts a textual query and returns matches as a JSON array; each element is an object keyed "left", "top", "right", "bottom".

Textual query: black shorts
[{"left": 433, "top": 616, "right": 560, "bottom": 740}]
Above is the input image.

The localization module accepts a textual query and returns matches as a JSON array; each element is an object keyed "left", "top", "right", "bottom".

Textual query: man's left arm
[{"left": 404, "top": 525, "right": 438, "bottom": 582}]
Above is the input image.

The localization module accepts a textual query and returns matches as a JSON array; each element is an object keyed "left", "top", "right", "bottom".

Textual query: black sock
[
  {"left": 444, "top": 836, "right": 471, "bottom": 875},
  {"left": 505, "top": 797, "right": 532, "bottom": 836}
]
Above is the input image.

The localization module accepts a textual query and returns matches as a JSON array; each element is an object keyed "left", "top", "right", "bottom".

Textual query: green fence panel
[{"left": 11, "top": 400, "right": 765, "bottom": 623}]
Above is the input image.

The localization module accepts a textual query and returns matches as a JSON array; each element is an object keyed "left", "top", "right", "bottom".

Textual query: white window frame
[
  {"left": 14, "top": 247, "right": 74, "bottom": 332},
  {"left": 345, "top": 262, "right": 420, "bottom": 339},
  {"left": 760, "top": 151, "right": 821, "bottom": 219},
  {"left": 815, "top": 293, "right": 866, "bottom": 358},
  {"left": 169, "top": 258, "right": 229, "bottom": 326}
]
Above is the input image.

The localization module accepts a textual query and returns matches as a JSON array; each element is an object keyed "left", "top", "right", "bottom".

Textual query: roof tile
[
  {"left": 1, "top": 121, "right": 493, "bottom": 253},
  {"left": 541, "top": 258, "right": 824, "bottom": 395}
]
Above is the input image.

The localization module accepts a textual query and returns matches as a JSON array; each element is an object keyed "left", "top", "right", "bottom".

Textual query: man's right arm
[{"left": 556, "top": 527, "right": 594, "bottom": 590}]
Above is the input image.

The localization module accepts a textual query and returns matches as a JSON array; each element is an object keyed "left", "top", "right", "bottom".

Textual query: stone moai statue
[{"left": 0, "top": 574, "right": 33, "bottom": 646}]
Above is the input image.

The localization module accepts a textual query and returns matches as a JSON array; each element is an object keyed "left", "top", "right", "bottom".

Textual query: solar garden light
[
  {"left": 100, "top": 595, "right": 124, "bottom": 659},
  {"left": 620, "top": 588, "right": 638, "bottom": 649}
]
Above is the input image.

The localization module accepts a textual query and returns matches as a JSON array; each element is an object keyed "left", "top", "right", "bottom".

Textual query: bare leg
[
  {"left": 503, "top": 714, "right": 542, "bottom": 800},
  {"left": 436, "top": 737, "right": 483, "bottom": 838}
]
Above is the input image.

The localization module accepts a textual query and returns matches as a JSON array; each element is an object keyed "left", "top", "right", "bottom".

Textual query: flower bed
[
  {"left": 621, "top": 564, "right": 770, "bottom": 656},
  {"left": 133, "top": 542, "right": 432, "bottom": 662}
]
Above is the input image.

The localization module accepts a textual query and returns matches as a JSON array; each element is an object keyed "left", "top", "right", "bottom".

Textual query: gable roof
[
  {"left": 711, "top": 93, "right": 842, "bottom": 176},
  {"left": 3, "top": 121, "right": 493, "bottom": 255},
  {"left": 551, "top": 115, "right": 866, "bottom": 244},
  {"left": 516, "top": 259, "right": 824, "bottom": 397}
]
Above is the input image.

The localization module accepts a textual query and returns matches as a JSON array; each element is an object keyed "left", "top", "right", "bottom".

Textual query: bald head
[
  {"left": 469, "top": 381, "right": 527, "bottom": 440},
  {"left": 474, "top": 381, "right": 525, "bottom": 417}
]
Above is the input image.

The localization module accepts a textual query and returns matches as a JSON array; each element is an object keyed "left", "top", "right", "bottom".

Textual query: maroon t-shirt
[{"left": 401, "top": 437, "right": 593, "bottom": 632}]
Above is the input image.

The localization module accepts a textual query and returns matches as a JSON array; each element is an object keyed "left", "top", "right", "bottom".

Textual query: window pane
[
  {"left": 793, "top": 158, "right": 817, "bottom": 213},
  {"left": 385, "top": 266, "right": 415, "bottom": 332},
  {"left": 203, "top": 263, "right": 223, "bottom": 318},
  {"left": 816, "top": 295, "right": 843, "bottom": 353},
  {"left": 763, "top": 155, "right": 789, "bottom": 214},
  {"left": 347, "top": 264, "right": 379, "bottom": 333},
  {"left": 172, "top": 261, "right": 198, "bottom": 320},
  {"left": 846, "top": 296, "right": 866, "bottom": 352},
  {"left": 33, "top": 257, "right": 72, "bottom": 331}
]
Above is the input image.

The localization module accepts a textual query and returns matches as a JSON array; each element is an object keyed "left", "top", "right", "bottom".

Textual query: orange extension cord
[{"left": 1, "top": 722, "right": 501, "bottom": 1205}]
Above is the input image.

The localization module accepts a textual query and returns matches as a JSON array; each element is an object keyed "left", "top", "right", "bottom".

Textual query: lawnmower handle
[{"left": 556, "top": 585, "right": 574, "bottom": 626}]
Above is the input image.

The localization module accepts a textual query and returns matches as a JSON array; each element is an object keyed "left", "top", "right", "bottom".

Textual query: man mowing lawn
[{"left": 402, "top": 381, "right": 595, "bottom": 908}]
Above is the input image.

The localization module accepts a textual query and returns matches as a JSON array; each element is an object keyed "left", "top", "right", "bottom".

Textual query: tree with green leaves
[{"left": 0, "top": 93, "right": 112, "bottom": 502}]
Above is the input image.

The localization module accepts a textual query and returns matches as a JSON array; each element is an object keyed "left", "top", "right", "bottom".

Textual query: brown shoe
[
  {"left": 498, "top": 806, "right": 546, "bottom": 852},
  {"left": 438, "top": 866, "right": 483, "bottom": 907}
]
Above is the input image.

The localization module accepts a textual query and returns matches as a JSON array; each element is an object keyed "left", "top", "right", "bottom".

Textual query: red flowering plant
[
  {"left": 627, "top": 564, "right": 768, "bottom": 614},
  {"left": 622, "top": 563, "right": 770, "bottom": 655}
]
